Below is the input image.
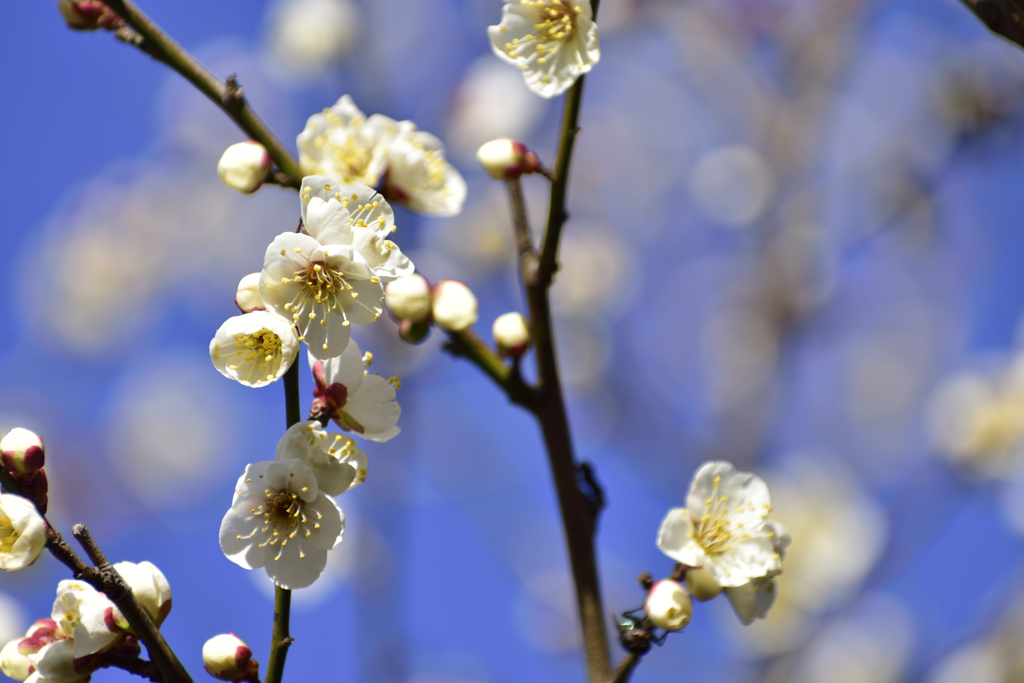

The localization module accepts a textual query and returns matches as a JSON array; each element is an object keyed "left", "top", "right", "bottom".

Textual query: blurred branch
[
  {"left": 607, "top": 653, "right": 640, "bottom": 683},
  {"left": 0, "top": 470, "right": 191, "bottom": 683},
  {"left": 97, "top": 0, "right": 303, "bottom": 187},
  {"left": 959, "top": 0, "right": 1024, "bottom": 51}
]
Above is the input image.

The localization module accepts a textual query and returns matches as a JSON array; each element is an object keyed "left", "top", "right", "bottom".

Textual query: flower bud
[
  {"left": 1, "top": 429, "right": 45, "bottom": 474},
  {"left": 644, "top": 580, "right": 693, "bottom": 632},
  {"left": 203, "top": 634, "right": 258, "bottom": 682},
  {"left": 432, "top": 280, "right": 478, "bottom": 332},
  {"left": 234, "top": 273, "right": 265, "bottom": 313},
  {"left": 684, "top": 566, "right": 723, "bottom": 602},
  {"left": 1, "top": 620, "right": 66, "bottom": 680},
  {"left": 112, "top": 561, "right": 172, "bottom": 626},
  {"left": 492, "top": 312, "right": 531, "bottom": 358},
  {"left": 217, "top": 142, "right": 271, "bottom": 194},
  {"left": 0, "top": 639, "right": 31, "bottom": 681},
  {"left": 384, "top": 274, "right": 432, "bottom": 323},
  {"left": 0, "top": 494, "right": 46, "bottom": 571},
  {"left": 57, "top": 0, "right": 116, "bottom": 31},
  {"left": 398, "top": 319, "right": 431, "bottom": 345},
  {"left": 476, "top": 138, "right": 540, "bottom": 180}
]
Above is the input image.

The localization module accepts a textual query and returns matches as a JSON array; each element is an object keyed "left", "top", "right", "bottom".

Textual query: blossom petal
[
  {"left": 263, "top": 545, "right": 329, "bottom": 590},
  {"left": 304, "top": 196, "right": 353, "bottom": 245},
  {"left": 343, "top": 374, "right": 401, "bottom": 443},
  {"left": 655, "top": 508, "right": 704, "bottom": 567}
]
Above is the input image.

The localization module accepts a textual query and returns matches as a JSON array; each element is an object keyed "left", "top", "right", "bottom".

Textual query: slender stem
[
  {"left": 72, "top": 523, "right": 108, "bottom": 566},
  {"left": 265, "top": 360, "right": 301, "bottom": 683},
  {"left": 505, "top": 179, "right": 537, "bottom": 272},
  {"left": 99, "top": 654, "right": 164, "bottom": 682},
  {"left": 264, "top": 587, "right": 293, "bottom": 683},
  {"left": 607, "top": 654, "right": 639, "bottom": 683},
  {"left": 99, "top": 0, "right": 302, "bottom": 186},
  {"left": 441, "top": 329, "right": 537, "bottom": 409}
]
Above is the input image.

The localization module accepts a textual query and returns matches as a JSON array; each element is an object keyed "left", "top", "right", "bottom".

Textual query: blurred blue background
[{"left": 6, "top": 0, "right": 1024, "bottom": 681}]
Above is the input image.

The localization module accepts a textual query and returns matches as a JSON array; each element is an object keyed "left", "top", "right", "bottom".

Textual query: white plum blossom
[
  {"left": 309, "top": 339, "right": 401, "bottom": 443},
  {"left": 258, "top": 177, "right": 414, "bottom": 360},
  {"left": 0, "top": 494, "right": 46, "bottom": 571},
  {"left": 219, "top": 458, "right": 345, "bottom": 589},
  {"left": 657, "top": 461, "right": 781, "bottom": 588},
  {"left": 25, "top": 640, "right": 87, "bottom": 683},
  {"left": 273, "top": 420, "right": 368, "bottom": 495},
  {"left": 722, "top": 520, "right": 791, "bottom": 624},
  {"left": 0, "top": 620, "right": 65, "bottom": 681},
  {"left": 488, "top": 0, "right": 601, "bottom": 98},
  {"left": 210, "top": 311, "right": 299, "bottom": 388},
  {"left": 51, "top": 581, "right": 119, "bottom": 658},
  {"left": 381, "top": 124, "right": 467, "bottom": 217},
  {"left": 432, "top": 280, "right": 478, "bottom": 332},
  {"left": 644, "top": 580, "right": 693, "bottom": 632},
  {"left": 111, "top": 561, "right": 172, "bottom": 627},
  {"left": 297, "top": 97, "right": 465, "bottom": 216}
]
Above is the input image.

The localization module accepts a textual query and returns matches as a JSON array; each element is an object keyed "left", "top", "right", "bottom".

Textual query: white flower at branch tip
[
  {"left": 644, "top": 580, "right": 693, "bottom": 632},
  {"left": 722, "top": 520, "right": 791, "bottom": 624},
  {"left": 298, "top": 96, "right": 465, "bottom": 216},
  {"left": 309, "top": 338, "right": 401, "bottom": 443},
  {"left": 219, "top": 458, "right": 345, "bottom": 589},
  {"left": 111, "top": 561, "right": 172, "bottom": 627},
  {"left": 0, "top": 494, "right": 46, "bottom": 571},
  {"left": 25, "top": 640, "right": 87, "bottom": 683},
  {"left": 259, "top": 177, "right": 414, "bottom": 360},
  {"left": 210, "top": 311, "right": 299, "bottom": 388},
  {"left": 492, "top": 312, "right": 531, "bottom": 358},
  {"left": 217, "top": 142, "right": 272, "bottom": 194},
  {"left": 432, "top": 280, "right": 478, "bottom": 332},
  {"left": 381, "top": 124, "right": 467, "bottom": 217},
  {"left": 656, "top": 461, "right": 781, "bottom": 588},
  {"left": 1, "top": 620, "right": 65, "bottom": 682},
  {"left": 1, "top": 428, "right": 45, "bottom": 473},
  {"left": 488, "top": 0, "right": 601, "bottom": 99},
  {"left": 51, "top": 580, "right": 119, "bottom": 658},
  {"left": 275, "top": 419, "right": 369, "bottom": 495},
  {"left": 384, "top": 274, "right": 432, "bottom": 323},
  {"left": 476, "top": 138, "right": 540, "bottom": 180},
  {"left": 235, "top": 273, "right": 265, "bottom": 313},
  {"left": 202, "top": 633, "right": 258, "bottom": 682}
]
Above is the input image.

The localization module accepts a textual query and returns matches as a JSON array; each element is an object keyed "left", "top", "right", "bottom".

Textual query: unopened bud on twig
[
  {"left": 203, "top": 634, "right": 258, "bottom": 682},
  {"left": 432, "top": 280, "right": 478, "bottom": 332},
  {"left": 684, "top": 566, "right": 723, "bottom": 602},
  {"left": 234, "top": 273, "right": 265, "bottom": 313},
  {"left": 217, "top": 142, "right": 271, "bottom": 194},
  {"left": 57, "top": 0, "right": 116, "bottom": 31},
  {"left": 384, "top": 274, "right": 432, "bottom": 323},
  {"left": 492, "top": 312, "right": 531, "bottom": 358},
  {"left": 1, "top": 429, "right": 44, "bottom": 474},
  {"left": 476, "top": 138, "right": 540, "bottom": 180},
  {"left": 644, "top": 580, "right": 693, "bottom": 631},
  {"left": 398, "top": 319, "right": 431, "bottom": 345}
]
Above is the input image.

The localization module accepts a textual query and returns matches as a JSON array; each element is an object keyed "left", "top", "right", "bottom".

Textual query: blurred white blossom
[{"left": 265, "top": 0, "right": 359, "bottom": 76}]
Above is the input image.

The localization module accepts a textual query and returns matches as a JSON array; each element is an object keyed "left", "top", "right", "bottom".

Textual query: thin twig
[
  {"left": 959, "top": 0, "right": 1024, "bottom": 51},
  {"left": 98, "top": 0, "right": 303, "bottom": 187},
  {"left": 505, "top": 178, "right": 537, "bottom": 273},
  {"left": 607, "top": 653, "right": 639, "bottom": 683},
  {"left": 72, "top": 524, "right": 108, "bottom": 566},
  {"left": 98, "top": 653, "right": 164, "bottom": 682},
  {"left": 441, "top": 329, "right": 537, "bottom": 409}
]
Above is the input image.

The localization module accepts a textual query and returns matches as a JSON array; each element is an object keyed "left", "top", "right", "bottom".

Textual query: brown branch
[
  {"left": 98, "top": 0, "right": 302, "bottom": 187},
  {"left": 959, "top": 0, "right": 1024, "bottom": 51}
]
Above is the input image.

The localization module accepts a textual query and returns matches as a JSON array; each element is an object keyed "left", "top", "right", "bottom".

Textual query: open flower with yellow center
[
  {"left": 309, "top": 339, "right": 401, "bottom": 443},
  {"left": 210, "top": 311, "right": 300, "bottom": 388},
  {"left": 259, "top": 178, "right": 414, "bottom": 360},
  {"left": 657, "top": 461, "right": 781, "bottom": 588},
  {"left": 488, "top": 0, "right": 600, "bottom": 99},
  {"left": 273, "top": 420, "right": 368, "bottom": 496},
  {"left": 219, "top": 458, "right": 344, "bottom": 589},
  {"left": 0, "top": 494, "right": 46, "bottom": 571},
  {"left": 298, "top": 98, "right": 465, "bottom": 216},
  {"left": 51, "top": 580, "right": 120, "bottom": 657}
]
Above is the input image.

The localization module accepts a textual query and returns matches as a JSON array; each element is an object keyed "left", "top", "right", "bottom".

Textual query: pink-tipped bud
[
  {"left": 644, "top": 580, "right": 693, "bottom": 632},
  {"left": 431, "top": 280, "right": 478, "bottom": 332},
  {"left": 398, "top": 319, "right": 431, "bottom": 345},
  {"left": 234, "top": 273, "right": 265, "bottom": 313},
  {"left": 202, "top": 634, "right": 258, "bottom": 682},
  {"left": 1, "top": 429, "right": 44, "bottom": 474},
  {"left": 384, "top": 274, "right": 432, "bottom": 323},
  {"left": 0, "top": 620, "right": 65, "bottom": 681},
  {"left": 217, "top": 142, "right": 271, "bottom": 194},
  {"left": 57, "top": 0, "right": 118, "bottom": 31},
  {"left": 492, "top": 312, "right": 531, "bottom": 359},
  {"left": 476, "top": 138, "right": 540, "bottom": 180}
]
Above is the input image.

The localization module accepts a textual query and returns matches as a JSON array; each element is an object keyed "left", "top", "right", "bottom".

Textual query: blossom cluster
[
  {"left": 0, "top": 564, "right": 171, "bottom": 683},
  {"left": 652, "top": 461, "right": 790, "bottom": 628}
]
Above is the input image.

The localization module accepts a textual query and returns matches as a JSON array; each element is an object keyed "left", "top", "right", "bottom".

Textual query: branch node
[{"left": 223, "top": 74, "right": 245, "bottom": 109}]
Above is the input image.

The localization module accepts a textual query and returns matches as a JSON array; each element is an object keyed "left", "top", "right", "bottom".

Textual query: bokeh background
[{"left": 5, "top": 0, "right": 1024, "bottom": 681}]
